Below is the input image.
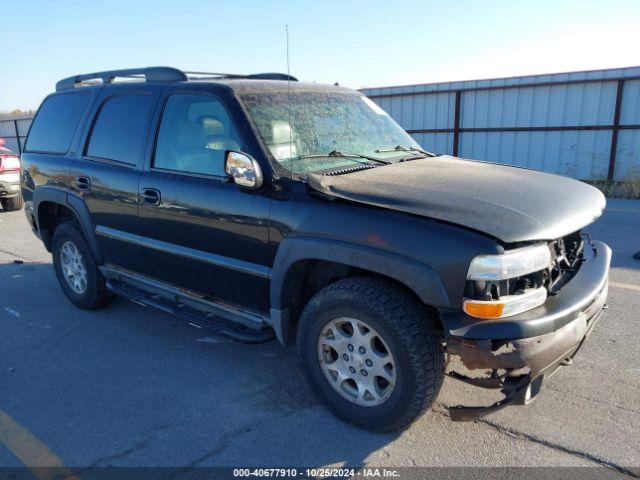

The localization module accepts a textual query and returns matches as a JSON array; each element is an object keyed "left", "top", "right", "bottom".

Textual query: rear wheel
[
  {"left": 297, "top": 277, "right": 445, "bottom": 432},
  {"left": 52, "top": 222, "right": 114, "bottom": 310},
  {"left": 1, "top": 195, "right": 23, "bottom": 211}
]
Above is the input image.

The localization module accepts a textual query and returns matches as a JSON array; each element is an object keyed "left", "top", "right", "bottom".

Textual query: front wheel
[{"left": 297, "top": 277, "right": 445, "bottom": 432}]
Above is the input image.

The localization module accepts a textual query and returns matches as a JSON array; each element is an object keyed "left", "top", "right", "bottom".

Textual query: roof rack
[{"left": 55, "top": 66, "right": 297, "bottom": 91}]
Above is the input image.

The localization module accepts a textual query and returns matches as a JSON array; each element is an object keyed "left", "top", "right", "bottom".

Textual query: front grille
[{"left": 547, "top": 231, "right": 584, "bottom": 294}]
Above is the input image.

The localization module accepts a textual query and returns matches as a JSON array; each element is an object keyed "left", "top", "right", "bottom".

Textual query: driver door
[{"left": 138, "top": 91, "right": 271, "bottom": 312}]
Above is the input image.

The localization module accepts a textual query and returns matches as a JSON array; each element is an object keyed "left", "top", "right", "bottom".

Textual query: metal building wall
[
  {"left": 2, "top": 67, "right": 640, "bottom": 181},
  {"left": 361, "top": 67, "right": 640, "bottom": 181}
]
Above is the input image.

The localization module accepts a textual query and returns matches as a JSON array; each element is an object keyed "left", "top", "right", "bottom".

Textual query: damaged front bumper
[{"left": 440, "top": 240, "right": 611, "bottom": 421}]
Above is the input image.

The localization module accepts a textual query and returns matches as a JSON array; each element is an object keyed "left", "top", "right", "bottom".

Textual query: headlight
[
  {"left": 464, "top": 244, "right": 553, "bottom": 319},
  {"left": 466, "top": 244, "right": 552, "bottom": 281}
]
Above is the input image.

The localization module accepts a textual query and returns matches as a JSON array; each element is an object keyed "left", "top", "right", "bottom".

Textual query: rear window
[
  {"left": 25, "top": 93, "right": 92, "bottom": 154},
  {"left": 86, "top": 95, "right": 151, "bottom": 165}
]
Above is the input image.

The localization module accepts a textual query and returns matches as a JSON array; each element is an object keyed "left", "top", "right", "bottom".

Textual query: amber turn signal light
[
  {"left": 463, "top": 301, "right": 505, "bottom": 319},
  {"left": 463, "top": 287, "right": 547, "bottom": 319}
]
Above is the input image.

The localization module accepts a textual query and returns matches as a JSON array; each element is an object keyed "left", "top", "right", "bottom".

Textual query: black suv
[{"left": 21, "top": 67, "right": 611, "bottom": 431}]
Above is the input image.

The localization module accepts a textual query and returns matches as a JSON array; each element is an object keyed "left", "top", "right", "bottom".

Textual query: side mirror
[{"left": 225, "top": 151, "right": 263, "bottom": 189}]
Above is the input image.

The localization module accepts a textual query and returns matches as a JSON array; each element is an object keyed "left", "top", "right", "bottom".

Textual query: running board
[{"left": 101, "top": 265, "right": 275, "bottom": 344}]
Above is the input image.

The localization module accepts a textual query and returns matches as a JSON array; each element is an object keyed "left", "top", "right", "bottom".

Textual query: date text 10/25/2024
[{"left": 233, "top": 468, "right": 401, "bottom": 478}]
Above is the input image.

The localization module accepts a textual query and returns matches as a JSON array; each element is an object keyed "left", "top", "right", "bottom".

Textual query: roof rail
[
  {"left": 56, "top": 67, "right": 188, "bottom": 92},
  {"left": 247, "top": 73, "right": 297, "bottom": 81},
  {"left": 183, "top": 71, "right": 297, "bottom": 81},
  {"left": 56, "top": 67, "right": 297, "bottom": 91}
]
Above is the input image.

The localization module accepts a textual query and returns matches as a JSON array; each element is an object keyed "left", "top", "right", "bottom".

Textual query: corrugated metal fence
[
  {"left": 361, "top": 66, "right": 640, "bottom": 181},
  {"left": 0, "top": 116, "right": 32, "bottom": 155},
  {"left": 3, "top": 67, "right": 640, "bottom": 181}
]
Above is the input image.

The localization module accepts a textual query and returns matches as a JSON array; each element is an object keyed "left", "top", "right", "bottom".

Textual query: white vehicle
[{"left": 0, "top": 137, "right": 22, "bottom": 211}]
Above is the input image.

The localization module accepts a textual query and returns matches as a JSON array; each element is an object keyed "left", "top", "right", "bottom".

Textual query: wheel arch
[
  {"left": 33, "top": 187, "right": 102, "bottom": 263},
  {"left": 269, "top": 236, "right": 449, "bottom": 345}
]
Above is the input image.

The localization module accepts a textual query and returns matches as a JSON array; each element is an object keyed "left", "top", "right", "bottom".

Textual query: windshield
[{"left": 238, "top": 88, "right": 422, "bottom": 174}]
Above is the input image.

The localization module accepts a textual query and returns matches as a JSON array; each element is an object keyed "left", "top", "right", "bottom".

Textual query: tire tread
[
  {"left": 1, "top": 195, "right": 23, "bottom": 211},
  {"left": 52, "top": 221, "right": 114, "bottom": 310},
  {"left": 297, "top": 276, "right": 445, "bottom": 432}
]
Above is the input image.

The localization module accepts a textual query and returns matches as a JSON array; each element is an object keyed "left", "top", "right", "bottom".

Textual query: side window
[
  {"left": 26, "top": 93, "right": 91, "bottom": 154},
  {"left": 154, "top": 94, "right": 243, "bottom": 177},
  {"left": 86, "top": 95, "right": 152, "bottom": 165}
]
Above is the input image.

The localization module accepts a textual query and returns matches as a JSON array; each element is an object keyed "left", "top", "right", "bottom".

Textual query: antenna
[
  {"left": 285, "top": 25, "right": 291, "bottom": 81},
  {"left": 286, "top": 25, "right": 293, "bottom": 174}
]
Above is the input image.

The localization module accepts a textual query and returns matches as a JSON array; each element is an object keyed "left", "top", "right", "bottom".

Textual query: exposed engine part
[{"left": 464, "top": 230, "right": 585, "bottom": 302}]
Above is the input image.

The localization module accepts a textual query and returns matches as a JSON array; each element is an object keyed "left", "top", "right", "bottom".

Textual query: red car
[{"left": 0, "top": 137, "right": 22, "bottom": 211}]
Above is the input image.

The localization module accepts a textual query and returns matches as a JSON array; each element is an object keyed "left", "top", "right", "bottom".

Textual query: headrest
[
  {"left": 271, "top": 121, "right": 294, "bottom": 144},
  {"left": 199, "top": 116, "right": 226, "bottom": 137}
]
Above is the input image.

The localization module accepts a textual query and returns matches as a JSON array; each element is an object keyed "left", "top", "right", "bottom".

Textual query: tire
[
  {"left": 1, "top": 195, "right": 23, "bottom": 211},
  {"left": 52, "top": 221, "right": 115, "bottom": 310},
  {"left": 297, "top": 277, "right": 445, "bottom": 432}
]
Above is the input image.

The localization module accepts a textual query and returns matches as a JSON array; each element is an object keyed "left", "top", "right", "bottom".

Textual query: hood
[{"left": 307, "top": 156, "right": 606, "bottom": 243}]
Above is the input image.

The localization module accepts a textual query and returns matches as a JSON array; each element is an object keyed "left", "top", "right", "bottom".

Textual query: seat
[
  {"left": 154, "top": 102, "right": 230, "bottom": 177},
  {"left": 199, "top": 116, "right": 240, "bottom": 152},
  {"left": 168, "top": 120, "right": 209, "bottom": 172},
  {"left": 268, "top": 121, "right": 297, "bottom": 160}
]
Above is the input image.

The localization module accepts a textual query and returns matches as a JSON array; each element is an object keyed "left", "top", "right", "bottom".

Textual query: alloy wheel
[
  {"left": 59, "top": 240, "right": 88, "bottom": 295},
  {"left": 317, "top": 317, "right": 397, "bottom": 406}
]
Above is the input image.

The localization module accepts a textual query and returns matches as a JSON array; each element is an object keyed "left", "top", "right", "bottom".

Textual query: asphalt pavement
[{"left": 0, "top": 199, "right": 639, "bottom": 477}]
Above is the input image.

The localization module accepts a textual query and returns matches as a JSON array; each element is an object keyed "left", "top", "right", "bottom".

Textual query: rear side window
[
  {"left": 86, "top": 95, "right": 152, "bottom": 165},
  {"left": 26, "top": 93, "right": 91, "bottom": 154}
]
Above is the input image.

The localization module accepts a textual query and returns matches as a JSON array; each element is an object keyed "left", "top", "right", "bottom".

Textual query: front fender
[
  {"left": 270, "top": 235, "right": 450, "bottom": 310},
  {"left": 268, "top": 236, "right": 450, "bottom": 345}
]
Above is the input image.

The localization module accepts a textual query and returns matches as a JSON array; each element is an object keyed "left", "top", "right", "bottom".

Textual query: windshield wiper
[
  {"left": 299, "top": 150, "right": 392, "bottom": 165},
  {"left": 375, "top": 145, "right": 437, "bottom": 157}
]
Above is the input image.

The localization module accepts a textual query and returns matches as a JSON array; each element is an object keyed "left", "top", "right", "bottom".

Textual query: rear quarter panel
[{"left": 21, "top": 89, "right": 100, "bottom": 216}]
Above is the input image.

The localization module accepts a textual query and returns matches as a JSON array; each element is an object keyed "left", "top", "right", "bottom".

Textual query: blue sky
[{"left": 2, "top": 0, "right": 639, "bottom": 111}]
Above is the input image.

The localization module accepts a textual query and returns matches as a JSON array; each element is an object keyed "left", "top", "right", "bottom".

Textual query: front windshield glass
[{"left": 238, "top": 88, "right": 422, "bottom": 174}]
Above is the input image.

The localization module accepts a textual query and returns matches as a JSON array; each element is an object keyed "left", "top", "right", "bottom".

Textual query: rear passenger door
[
  {"left": 138, "top": 90, "right": 271, "bottom": 312},
  {"left": 71, "top": 86, "right": 159, "bottom": 273}
]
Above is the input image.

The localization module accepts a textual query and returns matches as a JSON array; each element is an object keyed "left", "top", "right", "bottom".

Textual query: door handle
[
  {"left": 141, "top": 188, "right": 161, "bottom": 206},
  {"left": 75, "top": 176, "right": 91, "bottom": 191}
]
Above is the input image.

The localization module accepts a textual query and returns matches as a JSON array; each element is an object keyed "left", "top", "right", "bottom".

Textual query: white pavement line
[
  {"left": 4, "top": 307, "right": 21, "bottom": 318},
  {"left": 610, "top": 281, "right": 640, "bottom": 293}
]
